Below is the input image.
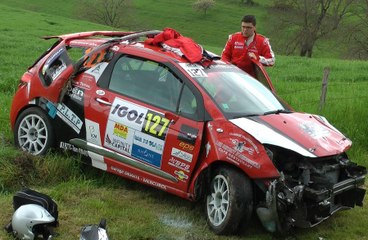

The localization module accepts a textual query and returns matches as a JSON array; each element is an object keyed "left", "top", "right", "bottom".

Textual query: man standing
[{"left": 221, "top": 15, "right": 275, "bottom": 76}]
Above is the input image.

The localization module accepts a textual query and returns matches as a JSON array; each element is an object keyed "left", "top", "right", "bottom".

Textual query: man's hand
[{"left": 248, "top": 52, "right": 257, "bottom": 60}]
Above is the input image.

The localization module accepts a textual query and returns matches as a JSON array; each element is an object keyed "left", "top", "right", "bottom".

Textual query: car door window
[
  {"left": 178, "top": 85, "right": 197, "bottom": 118},
  {"left": 109, "top": 55, "right": 182, "bottom": 112}
]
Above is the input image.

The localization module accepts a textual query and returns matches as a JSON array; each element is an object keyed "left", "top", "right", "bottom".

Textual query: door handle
[
  {"left": 187, "top": 133, "right": 197, "bottom": 140},
  {"left": 95, "top": 97, "right": 112, "bottom": 106}
]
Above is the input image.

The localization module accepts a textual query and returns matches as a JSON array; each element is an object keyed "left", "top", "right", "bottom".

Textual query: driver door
[{"left": 84, "top": 53, "right": 205, "bottom": 191}]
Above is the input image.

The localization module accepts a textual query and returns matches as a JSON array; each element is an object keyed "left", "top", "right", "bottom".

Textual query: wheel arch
[{"left": 191, "top": 160, "right": 254, "bottom": 201}]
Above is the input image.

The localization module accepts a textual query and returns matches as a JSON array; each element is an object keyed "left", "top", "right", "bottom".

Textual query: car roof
[{"left": 45, "top": 30, "right": 219, "bottom": 65}]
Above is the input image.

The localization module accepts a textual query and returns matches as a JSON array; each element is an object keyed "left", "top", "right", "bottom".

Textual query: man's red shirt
[{"left": 221, "top": 32, "right": 275, "bottom": 75}]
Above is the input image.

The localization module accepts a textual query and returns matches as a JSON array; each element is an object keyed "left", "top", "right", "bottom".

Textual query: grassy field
[
  {"left": 0, "top": 2, "right": 367, "bottom": 240},
  {"left": 0, "top": 0, "right": 347, "bottom": 59}
]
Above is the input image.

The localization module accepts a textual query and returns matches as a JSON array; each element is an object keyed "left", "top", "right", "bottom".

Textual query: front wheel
[
  {"left": 14, "top": 107, "right": 55, "bottom": 155},
  {"left": 206, "top": 166, "right": 253, "bottom": 235}
]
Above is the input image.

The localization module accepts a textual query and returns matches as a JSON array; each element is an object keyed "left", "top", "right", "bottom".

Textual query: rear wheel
[
  {"left": 206, "top": 166, "right": 253, "bottom": 235},
  {"left": 14, "top": 107, "right": 55, "bottom": 155}
]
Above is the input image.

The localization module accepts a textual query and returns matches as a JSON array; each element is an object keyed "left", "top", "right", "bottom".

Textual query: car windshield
[{"left": 193, "top": 64, "right": 288, "bottom": 119}]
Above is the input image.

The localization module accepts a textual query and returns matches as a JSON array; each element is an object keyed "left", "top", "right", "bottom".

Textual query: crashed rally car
[{"left": 10, "top": 29, "right": 366, "bottom": 235}]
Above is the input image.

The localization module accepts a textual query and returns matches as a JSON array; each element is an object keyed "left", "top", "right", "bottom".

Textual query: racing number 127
[{"left": 144, "top": 112, "right": 170, "bottom": 138}]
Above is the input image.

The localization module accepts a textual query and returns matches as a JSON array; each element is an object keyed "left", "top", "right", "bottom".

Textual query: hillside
[
  {"left": 0, "top": 2, "right": 367, "bottom": 240},
  {"left": 0, "top": 0, "right": 355, "bottom": 59}
]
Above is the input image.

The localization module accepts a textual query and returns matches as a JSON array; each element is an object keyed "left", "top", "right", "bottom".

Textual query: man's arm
[
  {"left": 259, "top": 38, "right": 275, "bottom": 66},
  {"left": 221, "top": 34, "right": 234, "bottom": 62}
]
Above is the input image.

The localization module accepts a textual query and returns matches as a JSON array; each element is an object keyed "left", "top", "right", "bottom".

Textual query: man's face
[{"left": 241, "top": 22, "right": 255, "bottom": 38}]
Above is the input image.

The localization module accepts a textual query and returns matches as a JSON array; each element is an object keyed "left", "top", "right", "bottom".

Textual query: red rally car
[{"left": 10, "top": 30, "right": 366, "bottom": 235}]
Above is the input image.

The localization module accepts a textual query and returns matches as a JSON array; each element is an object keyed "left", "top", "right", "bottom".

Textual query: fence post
[{"left": 319, "top": 67, "right": 330, "bottom": 111}]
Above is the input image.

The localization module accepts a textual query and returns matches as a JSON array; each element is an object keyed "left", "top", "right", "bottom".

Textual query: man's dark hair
[{"left": 241, "top": 15, "right": 256, "bottom": 26}]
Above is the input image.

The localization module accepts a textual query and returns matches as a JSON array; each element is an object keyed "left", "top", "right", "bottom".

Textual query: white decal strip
[{"left": 230, "top": 118, "right": 316, "bottom": 158}]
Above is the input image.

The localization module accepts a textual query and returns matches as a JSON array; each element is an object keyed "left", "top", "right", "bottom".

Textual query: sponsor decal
[
  {"left": 216, "top": 141, "right": 260, "bottom": 169},
  {"left": 85, "top": 62, "right": 108, "bottom": 82},
  {"left": 105, "top": 134, "right": 131, "bottom": 155},
  {"left": 70, "top": 40, "right": 101, "bottom": 48},
  {"left": 59, "top": 141, "right": 88, "bottom": 156},
  {"left": 69, "top": 87, "right": 84, "bottom": 103},
  {"left": 168, "top": 157, "right": 190, "bottom": 172},
  {"left": 46, "top": 101, "right": 57, "bottom": 119},
  {"left": 105, "top": 120, "right": 134, "bottom": 154},
  {"left": 85, "top": 119, "right": 102, "bottom": 145},
  {"left": 106, "top": 98, "right": 172, "bottom": 168},
  {"left": 179, "top": 63, "right": 208, "bottom": 78},
  {"left": 50, "top": 61, "right": 67, "bottom": 80},
  {"left": 131, "top": 144, "right": 162, "bottom": 168},
  {"left": 133, "top": 131, "right": 164, "bottom": 153},
  {"left": 142, "top": 178, "right": 167, "bottom": 190},
  {"left": 142, "top": 110, "right": 170, "bottom": 140},
  {"left": 74, "top": 81, "right": 92, "bottom": 90},
  {"left": 42, "top": 47, "right": 65, "bottom": 75},
  {"left": 174, "top": 170, "right": 188, "bottom": 182},
  {"left": 171, "top": 147, "right": 193, "bottom": 163},
  {"left": 110, "top": 98, "right": 147, "bottom": 131},
  {"left": 229, "top": 133, "right": 259, "bottom": 154},
  {"left": 178, "top": 141, "right": 194, "bottom": 152},
  {"left": 56, "top": 103, "right": 83, "bottom": 133},
  {"left": 110, "top": 166, "right": 140, "bottom": 181},
  {"left": 110, "top": 98, "right": 170, "bottom": 140},
  {"left": 113, "top": 123, "right": 129, "bottom": 139},
  {"left": 300, "top": 122, "right": 330, "bottom": 139},
  {"left": 230, "top": 138, "right": 256, "bottom": 155}
]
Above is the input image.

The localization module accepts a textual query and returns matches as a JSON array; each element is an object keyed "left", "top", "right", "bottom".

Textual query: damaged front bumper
[{"left": 256, "top": 163, "right": 366, "bottom": 233}]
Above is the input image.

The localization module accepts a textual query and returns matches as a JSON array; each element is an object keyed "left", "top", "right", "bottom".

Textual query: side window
[
  {"left": 41, "top": 47, "right": 72, "bottom": 86},
  {"left": 254, "top": 64, "right": 272, "bottom": 91},
  {"left": 109, "top": 55, "right": 182, "bottom": 112},
  {"left": 178, "top": 85, "right": 198, "bottom": 119}
]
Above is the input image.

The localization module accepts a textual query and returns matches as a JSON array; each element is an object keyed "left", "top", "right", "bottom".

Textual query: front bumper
[{"left": 256, "top": 164, "right": 366, "bottom": 233}]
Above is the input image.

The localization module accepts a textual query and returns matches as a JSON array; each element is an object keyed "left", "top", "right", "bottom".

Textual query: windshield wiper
[
  {"left": 263, "top": 109, "right": 292, "bottom": 115},
  {"left": 232, "top": 113, "right": 261, "bottom": 119}
]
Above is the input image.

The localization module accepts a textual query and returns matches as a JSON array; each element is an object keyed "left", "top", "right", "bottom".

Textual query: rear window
[{"left": 41, "top": 47, "right": 72, "bottom": 86}]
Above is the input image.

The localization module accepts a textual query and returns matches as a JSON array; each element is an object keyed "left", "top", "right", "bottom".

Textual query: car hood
[{"left": 230, "top": 112, "right": 351, "bottom": 158}]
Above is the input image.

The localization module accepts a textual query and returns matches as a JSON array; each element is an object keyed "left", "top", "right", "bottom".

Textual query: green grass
[
  {"left": 0, "top": 2, "right": 368, "bottom": 240},
  {"left": 0, "top": 0, "right": 351, "bottom": 59}
]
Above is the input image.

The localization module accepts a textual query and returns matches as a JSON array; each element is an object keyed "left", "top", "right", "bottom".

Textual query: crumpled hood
[{"left": 230, "top": 112, "right": 352, "bottom": 158}]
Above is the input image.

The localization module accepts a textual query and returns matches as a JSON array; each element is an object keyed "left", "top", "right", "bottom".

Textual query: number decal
[
  {"left": 144, "top": 113, "right": 153, "bottom": 132},
  {"left": 158, "top": 118, "right": 170, "bottom": 137},
  {"left": 143, "top": 110, "right": 170, "bottom": 140}
]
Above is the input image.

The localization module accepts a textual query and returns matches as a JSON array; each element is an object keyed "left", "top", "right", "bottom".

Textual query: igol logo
[{"left": 111, "top": 104, "right": 145, "bottom": 124}]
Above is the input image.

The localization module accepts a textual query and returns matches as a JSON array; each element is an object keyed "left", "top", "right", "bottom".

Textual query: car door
[
  {"left": 82, "top": 53, "right": 205, "bottom": 193},
  {"left": 251, "top": 59, "right": 276, "bottom": 93}
]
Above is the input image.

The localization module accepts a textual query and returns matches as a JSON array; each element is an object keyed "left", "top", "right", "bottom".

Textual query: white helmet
[{"left": 11, "top": 204, "right": 55, "bottom": 240}]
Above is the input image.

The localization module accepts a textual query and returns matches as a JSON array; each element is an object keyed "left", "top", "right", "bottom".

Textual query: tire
[
  {"left": 14, "top": 107, "right": 55, "bottom": 155},
  {"left": 206, "top": 166, "right": 253, "bottom": 235}
]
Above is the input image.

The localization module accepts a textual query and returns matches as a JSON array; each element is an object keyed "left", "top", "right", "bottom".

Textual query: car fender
[{"left": 188, "top": 119, "right": 280, "bottom": 198}]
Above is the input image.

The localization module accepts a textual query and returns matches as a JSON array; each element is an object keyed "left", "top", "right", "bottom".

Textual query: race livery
[{"left": 10, "top": 29, "right": 366, "bottom": 235}]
